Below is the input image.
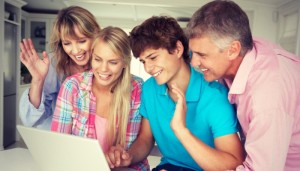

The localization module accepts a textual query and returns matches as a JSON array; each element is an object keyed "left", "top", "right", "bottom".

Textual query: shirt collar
[
  {"left": 79, "top": 69, "right": 94, "bottom": 91},
  {"left": 227, "top": 45, "right": 257, "bottom": 96}
]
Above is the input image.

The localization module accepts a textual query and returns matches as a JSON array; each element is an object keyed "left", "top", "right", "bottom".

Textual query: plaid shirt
[{"left": 51, "top": 70, "right": 149, "bottom": 171}]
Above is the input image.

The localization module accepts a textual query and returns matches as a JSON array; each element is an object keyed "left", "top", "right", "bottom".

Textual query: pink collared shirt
[{"left": 225, "top": 38, "right": 300, "bottom": 171}]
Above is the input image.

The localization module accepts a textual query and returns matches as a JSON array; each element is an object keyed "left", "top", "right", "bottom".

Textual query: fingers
[
  {"left": 121, "top": 150, "right": 130, "bottom": 160},
  {"left": 20, "top": 42, "right": 30, "bottom": 65},
  {"left": 42, "top": 51, "right": 48, "bottom": 60},
  {"left": 171, "top": 84, "right": 185, "bottom": 103},
  {"left": 42, "top": 51, "right": 50, "bottom": 65},
  {"left": 21, "top": 39, "right": 31, "bottom": 54},
  {"left": 28, "top": 39, "right": 36, "bottom": 51},
  {"left": 107, "top": 147, "right": 117, "bottom": 168},
  {"left": 28, "top": 39, "right": 39, "bottom": 58},
  {"left": 106, "top": 145, "right": 125, "bottom": 168},
  {"left": 21, "top": 39, "right": 39, "bottom": 59},
  {"left": 20, "top": 43, "right": 27, "bottom": 63},
  {"left": 114, "top": 148, "right": 122, "bottom": 166},
  {"left": 105, "top": 153, "right": 114, "bottom": 168}
]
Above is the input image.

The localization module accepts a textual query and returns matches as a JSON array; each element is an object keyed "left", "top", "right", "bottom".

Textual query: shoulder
[
  {"left": 130, "top": 75, "right": 144, "bottom": 94},
  {"left": 198, "top": 80, "right": 233, "bottom": 113},
  {"left": 131, "top": 75, "right": 144, "bottom": 88},
  {"left": 142, "top": 77, "right": 156, "bottom": 89},
  {"left": 206, "top": 80, "right": 228, "bottom": 96},
  {"left": 62, "top": 72, "right": 89, "bottom": 90},
  {"left": 194, "top": 72, "right": 228, "bottom": 99}
]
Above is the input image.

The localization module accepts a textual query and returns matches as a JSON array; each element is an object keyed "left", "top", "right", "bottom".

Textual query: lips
[
  {"left": 194, "top": 66, "right": 208, "bottom": 74},
  {"left": 152, "top": 70, "right": 162, "bottom": 77},
  {"left": 74, "top": 53, "right": 86, "bottom": 61},
  {"left": 97, "top": 72, "right": 111, "bottom": 80}
]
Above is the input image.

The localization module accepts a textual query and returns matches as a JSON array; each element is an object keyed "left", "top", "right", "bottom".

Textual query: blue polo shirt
[{"left": 140, "top": 66, "right": 237, "bottom": 170}]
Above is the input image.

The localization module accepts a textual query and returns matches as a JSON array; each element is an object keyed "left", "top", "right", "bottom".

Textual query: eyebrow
[
  {"left": 193, "top": 51, "right": 206, "bottom": 56},
  {"left": 93, "top": 54, "right": 122, "bottom": 61},
  {"left": 61, "top": 36, "right": 87, "bottom": 41},
  {"left": 143, "top": 52, "right": 155, "bottom": 59},
  {"left": 139, "top": 52, "right": 155, "bottom": 62}
]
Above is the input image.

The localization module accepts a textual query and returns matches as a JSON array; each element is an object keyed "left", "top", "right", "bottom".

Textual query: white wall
[
  {"left": 278, "top": 0, "right": 300, "bottom": 56},
  {"left": 95, "top": 2, "right": 279, "bottom": 81},
  {"left": 238, "top": 2, "right": 278, "bottom": 43}
]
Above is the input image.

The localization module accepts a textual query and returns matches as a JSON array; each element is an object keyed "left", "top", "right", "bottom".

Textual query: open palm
[
  {"left": 170, "top": 84, "right": 187, "bottom": 131},
  {"left": 20, "top": 39, "right": 50, "bottom": 83}
]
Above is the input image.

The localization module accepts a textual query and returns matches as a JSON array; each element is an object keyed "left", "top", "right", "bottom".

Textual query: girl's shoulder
[
  {"left": 63, "top": 71, "right": 91, "bottom": 87},
  {"left": 131, "top": 74, "right": 144, "bottom": 87}
]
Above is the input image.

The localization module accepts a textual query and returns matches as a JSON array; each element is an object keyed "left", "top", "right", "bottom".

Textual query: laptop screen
[{"left": 17, "top": 125, "right": 111, "bottom": 171}]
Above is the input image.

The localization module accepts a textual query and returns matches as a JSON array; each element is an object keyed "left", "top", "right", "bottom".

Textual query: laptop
[{"left": 17, "top": 125, "right": 111, "bottom": 171}]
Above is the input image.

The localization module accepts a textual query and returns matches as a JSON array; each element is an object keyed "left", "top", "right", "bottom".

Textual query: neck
[
  {"left": 70, "top": 62, "right": 89, "bottom": 75},
  {"left": 92, "top": 78, "right": 116, "bottom": 94},
  {"left": 224, "top": 56, "right": 243, "bottom": 82},
  {"left": 92, "top": 82, "right": 112, "bottom": 95},
  {"left": 167, "top": 62, "right": 190, "bottom": 95}
]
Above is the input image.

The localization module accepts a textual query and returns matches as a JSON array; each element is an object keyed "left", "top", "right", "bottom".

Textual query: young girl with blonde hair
[{"left": 51, "top": 26, "right": 149, "bottom": 171}]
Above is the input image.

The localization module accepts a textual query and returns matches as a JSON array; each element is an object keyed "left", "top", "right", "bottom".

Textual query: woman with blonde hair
[
  {"left": 51, "top": 26, "right": 149, "bottom": 171},
  {"left": 19, "top": 6, "right": 101, "bottom": 129}
]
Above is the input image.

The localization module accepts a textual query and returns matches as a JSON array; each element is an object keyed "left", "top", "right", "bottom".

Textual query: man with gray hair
[{"left": 185, "top": 0, "right": 300, "bottom": 170}]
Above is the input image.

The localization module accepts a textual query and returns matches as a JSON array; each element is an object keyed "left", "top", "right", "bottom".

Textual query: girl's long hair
[{"left": 92, "top": 26, "right": 132, "bottom": 148}]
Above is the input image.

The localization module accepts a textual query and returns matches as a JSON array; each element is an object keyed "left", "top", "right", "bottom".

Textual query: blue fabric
[
  {"left": 140, "top": 66, "right": 237, "bottom": 171},
  {"left": 19, "top": 54, "right": 63, "bottom": 130}
]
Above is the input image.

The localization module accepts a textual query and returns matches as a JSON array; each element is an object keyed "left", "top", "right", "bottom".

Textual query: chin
[
  {"left": 203, "top": 76, "right": 214, "bottom": 82},
  {"left": 77, "top": 59, "right": 89, "bottom": 66},
  {"left": 154, "top": 78, "right": 167, "bottom": 85}
]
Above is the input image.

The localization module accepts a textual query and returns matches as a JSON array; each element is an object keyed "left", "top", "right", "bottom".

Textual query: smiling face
[
  {"left": 139, "top": 47, "right": 181, "bottom": 85},
  {"left": 91, "top": 39, "right": 125, "bottom": 89},
  {"left": 61, "top": 26, "right": 93, "bottom": 67},
  {"left": 189, "top": 36, "right": 232, "bottom": 82}
]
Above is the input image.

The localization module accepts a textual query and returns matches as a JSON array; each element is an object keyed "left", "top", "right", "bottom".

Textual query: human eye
[
  {"left": 62, "top": 41, "right": 70, "bottom": 46},
  {"left": 150, "top": 56, "right": 157, "bottom": 61},
  {"left": 109, "top": 60, "right": 118, "bottom": 65},
  {"left": 195, "top": 52, "right": 206, "bottom": 59},
  {"left": 139, "top": 59, "right": 145, "bottom": 64},
  {"left": 93, "top": 56, "right": 101, "bottom": 61},
  {"left": 78, "top": 39, "right": 87, "bottom": 44}
]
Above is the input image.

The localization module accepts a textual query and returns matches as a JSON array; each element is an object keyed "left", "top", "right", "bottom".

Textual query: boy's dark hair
[{"left": 130, "top": 16, "right": 190, "bottom": 63}]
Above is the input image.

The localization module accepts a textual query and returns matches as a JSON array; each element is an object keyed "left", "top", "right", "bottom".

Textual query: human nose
[
  {"left": 71, "top": 43, "right": 80, "bottom": 54},
  {"left": 190, "top": 55, "right": 201, "bottom": 68},
  {"left": 144, "top": 62, "right": 154, "bottom": 74},
  {"left": 100, "top": 62, "right": 108, "bottom": 71}
]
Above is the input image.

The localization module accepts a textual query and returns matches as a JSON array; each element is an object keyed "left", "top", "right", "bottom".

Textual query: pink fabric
[
  {"left": 51, "top": 71, "right": 149, "bottom": 170},
  {"left": 94, "top": 115, "right": 109, "bottom": 153},
  {"left": 226, "top": 38, "right": 300, "bottom": 171}
]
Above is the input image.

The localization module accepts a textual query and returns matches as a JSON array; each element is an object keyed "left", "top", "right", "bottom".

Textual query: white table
[
  {"left": 0, "top": 148, "right": 161, "bottom": 171},
  {"left": 0, "top": 148, "right": 40, "bottom": 171}
]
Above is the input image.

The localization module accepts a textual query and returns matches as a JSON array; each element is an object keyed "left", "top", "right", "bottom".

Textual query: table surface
[
  {"left": 0, "top": 147, "right": 161, "bottom": 171},
  {"left": 0, "top": 148, "right": 40, "bottom": 171}
]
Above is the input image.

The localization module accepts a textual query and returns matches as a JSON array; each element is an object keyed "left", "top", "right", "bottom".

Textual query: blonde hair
[
  {"left": 50, "top": 6, "right": 101, "bottom": 78},
  {"left": 92, "top": 26, "right": 132, "bottom": 147}
]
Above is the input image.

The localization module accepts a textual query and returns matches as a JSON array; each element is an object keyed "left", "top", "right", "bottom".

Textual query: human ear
[
  {"left": 175, "top": 40, "right": 184, "bottom": 58},
  {"left": 227, "top": 40, "right": 241, "bottom": 60}
]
